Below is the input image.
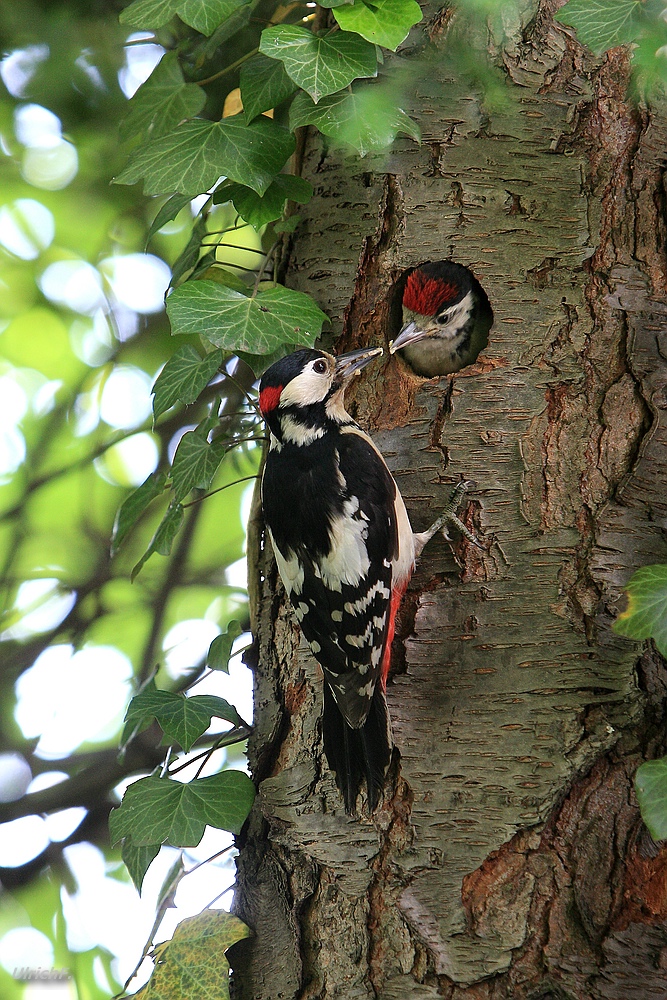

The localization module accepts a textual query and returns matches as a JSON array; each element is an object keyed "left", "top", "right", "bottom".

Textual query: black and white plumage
[
  {"left": 390, "top": 260, "right": 493, "bottom": 377},
  {"left": 259, "top": 347, "right": 416, "bottom": 812}
]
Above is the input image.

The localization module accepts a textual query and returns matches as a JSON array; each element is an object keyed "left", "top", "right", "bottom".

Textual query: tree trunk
[{"left": 233, "top": 3, "right": 667, "bottom": 996}]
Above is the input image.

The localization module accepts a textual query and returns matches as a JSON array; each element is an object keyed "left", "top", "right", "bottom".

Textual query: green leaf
[
  {"left": 273, "top": 214, "right": 302, "bottom": 233},
  {"left": 115, "top": 116, "right": 296, "bottom": 197},
  {"left": 334, "top": 0, "right": 422, "bottom": 50},
  {"left": 635, "top": 758, "right": 667, "bottom": 841},
  {"left": 122, "top": 840, "right": 161, "bottom": 894},
  {"left": 109, "top": 770, "right": 255, "bottom": 847},
  {"left": 613, "top": 564, "right": 667, "bottom": 657},
  {"left": 167, "top": 279, "right": 329, "bottom": 354},
  {"left": 153, "top": 346, "right": 223, "bottom": 420},
  {"left": 120, "top": 0, "right": 248, "bottom": 34},
  {"left": 259, "top": 25, "right": 378, "bottom": 103},
  {"left": 290, "top": 85, "right": 420, "bottom": 156},
  {"left": 112, "top": 471, "right": 168, "bottom": 553},
  {"left": 120, "top": 0, "right": 179, "bottom": 29},
  {"left": 123, "top": 679, "right": 242, "bottom": 749},
  {"left": 170, "top": 216, "right": 209, "bottom": 286},
  {"left": 177, "top": 0, "right": 249, "bottom": 35},
  {"left": 207, "top": 619, "right": 243, "bottom": 671},
  {"left": 170, "top": 431, "right": 227, "bottom": 501},
  {"left": 555, "top": 0, "right": 642, "bottom": 55},
  {"left": 240, "top": 53, "right": 298, "bottom": 122},
  {"left": 147, "top": 193, "right": 193, "bottom": 245},
  {"left": 120, "top": 52, "right": 206, "bottom": 143},
  {"left": 135, "top": 910, "right": 251, "bottom": 1000},
  {"left": 222, "top": 174, "right": 313, "bottom": 229},
  {"left": 131, "top": 502, "right": 184, "bottom": 580}
]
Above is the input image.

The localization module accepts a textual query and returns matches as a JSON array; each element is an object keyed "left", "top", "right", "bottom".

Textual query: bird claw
[{"left": 414, "top": 481, "right": 483, "bottom": 557}]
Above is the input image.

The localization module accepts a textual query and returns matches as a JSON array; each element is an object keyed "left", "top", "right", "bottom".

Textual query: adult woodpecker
[
  {"left": 259, "top": 346, "right": 475, "bottom": 812},
  {"left": 390, "top": 260, "right": 493, "bottom": 377}
]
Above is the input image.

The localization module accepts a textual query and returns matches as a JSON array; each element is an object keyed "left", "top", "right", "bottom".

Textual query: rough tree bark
[{"left": 232, "top": 2, "right": 667, "bottom": 997}]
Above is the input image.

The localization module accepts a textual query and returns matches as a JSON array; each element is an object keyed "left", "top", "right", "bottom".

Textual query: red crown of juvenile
[{"left": 403, "top": 270, "right": 459, "bottom": 316}]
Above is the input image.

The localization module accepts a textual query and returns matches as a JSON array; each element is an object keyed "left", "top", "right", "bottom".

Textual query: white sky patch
[
  {"left": 44, "top": 807, "right": 87, "bottom": 843},
  {"left": 0, "top": 815, "right": 49, "bottom": 867},
  {"left": 99, "top": 365, "right": 153, "bottom": 429},
  {"left": 22, "top": 140, "right": 78, "bottom": 190},
  {"left": 39, "top": 260, "right": 105, "bottom": 315},
  {"left": 69, "top": 311, "right": 115, "bottom": 367},
  {"left": 95, "top": 431, "right": 159, "bottom": 487},
  {"left": 100, "top": 253, "right": 170, "bottom": 314},
  {"left": 1, "top": 579, "right": 76, "bottom": 641},
  {"left": 119, "top": 35, "right": 164, "bottom": 98},
  {"left": 14, "top": 644, "right": 133, "bottom": 757},
  {"left": 0, "top": 753, "right": 32, "bottom": 802},
  {"left": 0, "top": 45, "right": 49, "bottom": 98},
  {"left": 164, "top": 619, "right": 221, "bottom": 677},
  {"left": 0, "top": 198, "right": 55, "bottom": 259},
  {"left": 27, "top": 771, "right": 69, "bottom": 793},
  {"left": 14, "top": 103, "right": 62, "bottom": 148},
  {"left": 0, "top": 925, "right": 54, "bottom": 974}
]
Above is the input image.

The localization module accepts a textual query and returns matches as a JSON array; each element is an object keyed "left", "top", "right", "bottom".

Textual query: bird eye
[
  {"left": 437, "top": 314, "right": 449, "bottom": 325},
  {"left": 313, "top": 359, "right": 328, "bottom": 374}
]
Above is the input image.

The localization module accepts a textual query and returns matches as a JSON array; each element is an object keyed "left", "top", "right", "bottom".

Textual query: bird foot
[{"left": 413, "top": 481, "right": 483, "bottom": 559}]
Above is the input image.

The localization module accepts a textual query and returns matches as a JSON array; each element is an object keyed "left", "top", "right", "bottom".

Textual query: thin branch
[
  {"left": 181, "top": 474, "right": 259, "bottom": 508},
  {"left": 195, "top": 48, "right": 258, "bottom": 86}
]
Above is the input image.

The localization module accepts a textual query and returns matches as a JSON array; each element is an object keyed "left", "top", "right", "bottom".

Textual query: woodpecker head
[
  {"left": 259, "top": 346, "right": 382, "bottom": 445},
  {"left": 390, "top": 261, "right": 492, "bottom": 377}
]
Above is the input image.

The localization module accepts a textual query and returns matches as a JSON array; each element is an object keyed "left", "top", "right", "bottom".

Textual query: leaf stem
[{"left": 195, "top": 47, "right": 259, "bottom": 86}]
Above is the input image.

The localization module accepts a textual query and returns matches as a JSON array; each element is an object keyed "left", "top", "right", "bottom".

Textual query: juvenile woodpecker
[
  {"left": 390, "top": 260, "right": 493, "bottom": 377},
  {"left": 259, "top": 346, "right": 475, "bottom": 812}
]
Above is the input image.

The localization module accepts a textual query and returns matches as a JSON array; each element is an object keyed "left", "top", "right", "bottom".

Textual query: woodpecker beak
[
  {"left": 334, "top": 346, "right": 383, "bottom": 380},
  {"left": 389, "top": 321, "right": 429, "bottom": 354}
]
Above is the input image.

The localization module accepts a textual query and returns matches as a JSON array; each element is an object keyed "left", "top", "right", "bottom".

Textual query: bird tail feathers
[{"left": 322, "top": 683, "right": 392, "bottom": 813}]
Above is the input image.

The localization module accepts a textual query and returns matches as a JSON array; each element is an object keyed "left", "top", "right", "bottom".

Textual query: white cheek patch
[{"left": 279, "top": 366, "right": 331, "bottom": 408}]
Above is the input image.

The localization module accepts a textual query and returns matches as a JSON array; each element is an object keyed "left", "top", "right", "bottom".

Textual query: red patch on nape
[
  {"left": 259, "top": 385, "right": 282, "bottom": 415},
  {"left": 403, "top": 270, "right": 458, "bottom": 316}
]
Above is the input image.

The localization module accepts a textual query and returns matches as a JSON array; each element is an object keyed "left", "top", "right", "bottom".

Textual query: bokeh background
[{"left": 0, "top": 2, "right": 259, "bottom": 996}]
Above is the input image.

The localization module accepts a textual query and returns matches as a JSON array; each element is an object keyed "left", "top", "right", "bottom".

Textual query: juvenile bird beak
[
  {"left": 334, "top": 346, "right": 383, "bottom": 379},
  {"left": 389, "top": 321, "right": 429, "bottom": 354}
]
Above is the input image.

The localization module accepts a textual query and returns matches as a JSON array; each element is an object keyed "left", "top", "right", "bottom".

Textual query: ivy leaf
[
  {"left": 170, "top": 431, "right": 227, "bottom": 501},
  {"left": 131, "top": 502, "right": 184, "bottom": 580},
  {"left": 122, "top": 840, "right": 161, "bottom": 894},
  {"left": 635, "top": 758, "right": 667, "bottom": 841},
  {"left": 114, "top": 115, "right": 296, "bottom": 197},
  {"left": 177, "top": 0, "right": 250, "bottom": 35},
  {"left": 147, "top": 193, "right": 193, "bottom": 245},
  {"left": 112, "top": 471, "right": 168, "bottom": 554},
  {"left": 221, "top": 174, "right": 313, "bottom": 230},
  {"left": 120, "top": 53, "right": 205, "bottom": 143},
  {"left": 207, "top": 620, "right": 243, "bottom": 671},
  {"left": 170, "top": 216, "right": 208, "bottom": 286},
  {"left": 133, "top": 910, "right": 251, "bottom": 1000},
  {"left": 259, "top": 25, "right": 377, "bottom": 103},
  {"left": 240, "top": 54, "right": 298, "bottom": 122},
  {"left": 122, "top": 679, "right": 242, "bottom": 750},
  {"left": 290, "top": 85, "right": 420, "bottom": 156},
  {"left": 613, "top": 564, "right": 667, "bottom": 657},
  {"left": 119, "top": 0, "right": 180, "bottom": 29},
  {"left": 153, "top": 346, "right": 223, "bottom": 420},
  {"left": 167, "top": 280, "right": 329, "bottom": 354},
  {"left": 120, "top": 0, "right": 249, "bottom": 35},
  {"left": 110, "top": 771, "right": 255, "bottom": 847},
  {"left": 555, "top": 0, "right": 642, "bottom": 55},
  {"left": 334, "top": 0, "right": 422, "bottom": 50}
]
